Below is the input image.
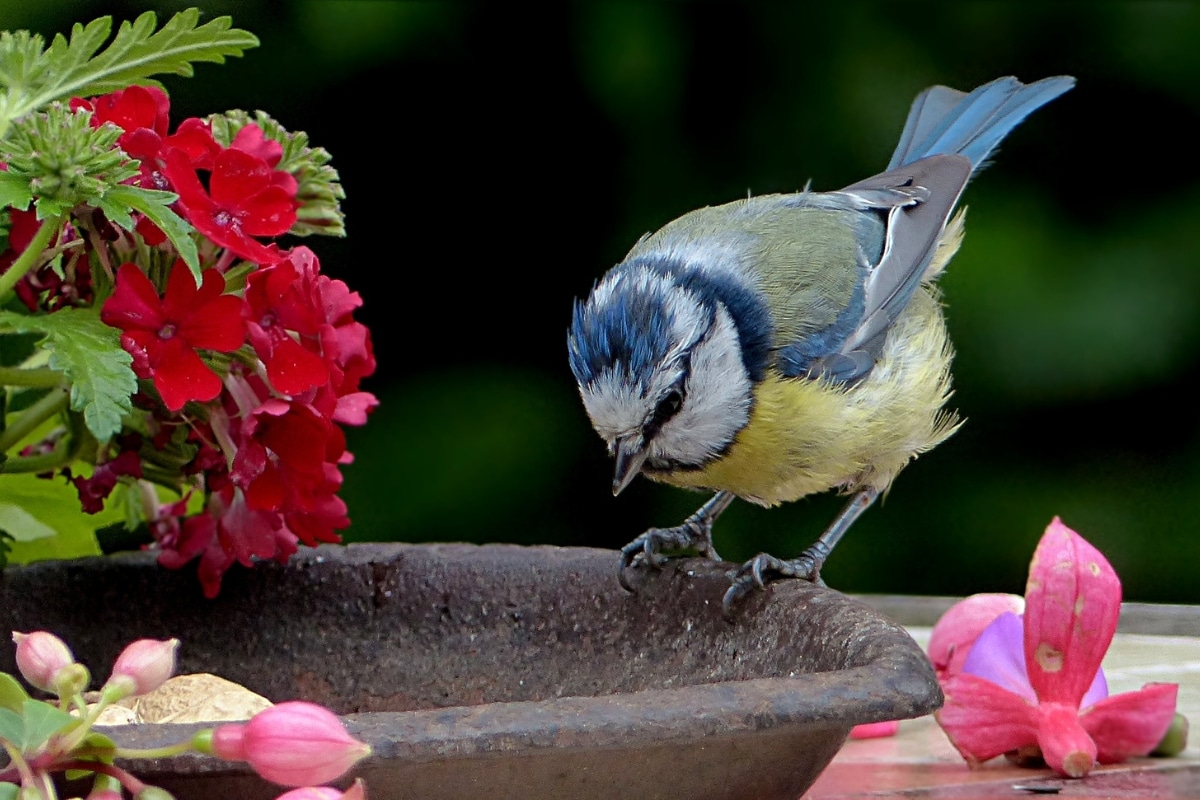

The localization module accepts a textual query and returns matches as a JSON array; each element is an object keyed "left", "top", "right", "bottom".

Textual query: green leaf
[
  {"left": 0, "top": 472, "right": 117, "bottom": 564},
  {"left": 0, "top": 173, "right": 31, "bottom": 210},
  {"left": 0, "top": 707, "right": 23, "bottom": 746},
  {"left": 0, "top": 307, "right": 135, "bottom": 441},
  {"left": 0, "top": 673, "right": 29, "bottom": 714},
  {"left": 0, "top": 10, "right": 258, "bottom": 133},
  {"left": 19, "top": 698, "right": 74, "bottom": 751},
  {"left": 0, "top": 781, "right": 17, "bottom": 800},
  {"left": 0, "top": 503, "right": 55, "bottom": 541},
  {"left": 64, "top": 730, "right": 117, "bottom": 779},
  {"left": 102, "top": 185, "right": 200, "bottom": 279}
]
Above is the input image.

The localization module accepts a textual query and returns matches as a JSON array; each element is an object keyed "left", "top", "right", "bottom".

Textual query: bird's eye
[{"left": 651, "top": 390, "right": 683, "bottom": 426}]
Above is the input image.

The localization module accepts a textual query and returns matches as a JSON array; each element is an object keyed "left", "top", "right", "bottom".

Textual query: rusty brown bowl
[{"left": 0, "top": 543, "right": 940, "bottom": 800}]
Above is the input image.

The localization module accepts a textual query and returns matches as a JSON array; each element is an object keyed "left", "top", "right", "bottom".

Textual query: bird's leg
[
  {"left": 722, "top": 487, "right": 879, "bottom": 615},
  {"left": 618, "top": 490, "right": 735, "bottom": 592}
]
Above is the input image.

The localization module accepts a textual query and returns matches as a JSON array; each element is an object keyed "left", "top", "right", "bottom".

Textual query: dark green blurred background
[{"left": 7, "top": 2, "right": 1200, "bottom": 603}]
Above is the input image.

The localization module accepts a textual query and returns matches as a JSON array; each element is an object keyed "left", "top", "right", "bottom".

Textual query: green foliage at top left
[{"left": 0, "top": 9, "right": 258, "bottom": 137}]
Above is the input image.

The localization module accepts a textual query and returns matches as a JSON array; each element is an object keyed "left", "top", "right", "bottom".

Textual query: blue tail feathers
[{"left": 887, "top": 75, "right": 1075, "bottom": 171}]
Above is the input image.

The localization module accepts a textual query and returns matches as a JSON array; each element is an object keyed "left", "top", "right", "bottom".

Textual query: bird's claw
[
  {"left": 721, "top": 551, "right": 824, "bottom": 618},
  {"left": 617, "top": 533, "right": 668, "bottom": 592},
  {"left": 617, "top": 520, "right": 721, "bottom": 592}
]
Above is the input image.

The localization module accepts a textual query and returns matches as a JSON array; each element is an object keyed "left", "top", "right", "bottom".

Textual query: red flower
[
  {"left": 285, "top": 248, "right": 378, "bottom": 425},
  {"left": 161, "top": 143, "right": 297, "bottom": 265},
  {"left": 70, "top": 450, "right": 143, "bottom": 513},
  {"left": 230, "top": 123, "right": 285, "bottom": 167},
  {"left": 72, "top": 85, "right": 170, "bottom": 158},
  {"left": 243, "top": 259, "right": 328, "bottom": 395},
  {"left": 230, "top": 394, "right": 350, "bottom": 546},
  {"left": 101, "top": 262, "right": 245, "bottom": 412},
  {"left": 935, "top": 518, "right": 1179, "bottom": 777}
]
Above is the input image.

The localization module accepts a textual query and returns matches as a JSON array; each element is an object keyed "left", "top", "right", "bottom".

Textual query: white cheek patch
[{"left": 651, "top": 304, "right": 752, "bottom": 466}]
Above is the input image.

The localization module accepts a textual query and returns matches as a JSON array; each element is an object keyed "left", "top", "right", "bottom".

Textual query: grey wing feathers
[{"left": 804, "top": 154, "right": 972, "bottom": 383}]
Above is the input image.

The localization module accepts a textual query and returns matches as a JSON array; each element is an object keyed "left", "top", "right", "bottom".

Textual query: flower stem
[
  {"left": 55, "top": 759, "right": 146, "bottom": 794},
  {"left": 0, "top": 445, "right": 72, "bottom": 475},
  {"left": 1, "top": 741, "right": 35, "bottom": 787},
  {"left": 109, "top": 739, "right": 199, "bottom": 760},
  {"left": 0, "top": 366, "right": 64, "bottom": 388},
  {"left": 0, "top": 387, "right": 69, "bottom": 455},
  {"left": 0, "top": 214, "right": 64, "bottom": 304}
]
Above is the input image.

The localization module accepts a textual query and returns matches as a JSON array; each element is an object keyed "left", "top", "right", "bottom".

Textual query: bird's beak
[{"left": 612, "top": 437, "right": 649, "bottom": 496}]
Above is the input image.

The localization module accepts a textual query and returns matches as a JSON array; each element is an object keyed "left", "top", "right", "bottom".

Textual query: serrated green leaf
[
  {"left": 20, "top": 698, "right": 74, "bottom": 751},
  {"left": 0, "top": 10, "right": 258, "bottom": 133},
  {"left": 0, "top": 173, "right": 31, "bottom": 209},
  {"left": 0, "top": 503, "right": 55, "bottom": 542},
  {"left": 0, "top": 307, "right": 134, "bottom": 441},
  {"left": 103, "top": 184, "right": 199, "bottom": 279},
  {"left": 0, "top": 673, "right": 29, "bottom": 714}
]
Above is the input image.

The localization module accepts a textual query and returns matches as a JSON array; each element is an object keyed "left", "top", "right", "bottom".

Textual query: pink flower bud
[
  {"left": 928, "top": 593, "right": 1025, "bottom": 681},
  {"left": 12, "top": 631, "right": 76, "bottom": 693},
  {"left": 849, "top": 720, "right": 901, "bottom": 739},
  {"left": 273, "top": 780, "right": 366, "bottom": 800},
  {"left": 212, "top": 701, "right": 370, "bottom": 787},
  {"left": 86, "top": 790, "right": 124, "bottom": 800},
  {"left": 106, "top": 638, "right": 180, "bottom": 697}
]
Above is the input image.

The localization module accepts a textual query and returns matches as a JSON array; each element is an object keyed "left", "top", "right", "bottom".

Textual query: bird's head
[{"left": 567, "top": 262, "right": 759, "bottom": 494}]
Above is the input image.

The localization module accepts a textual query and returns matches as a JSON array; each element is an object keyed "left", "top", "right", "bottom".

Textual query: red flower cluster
[{"left": 51, "top": 85, "right": 378, "bottom": 597}]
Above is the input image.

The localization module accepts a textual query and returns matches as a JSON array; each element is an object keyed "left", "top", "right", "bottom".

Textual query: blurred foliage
[{"left": 7, "top": 2, "right": 1200, "bottom": 602}]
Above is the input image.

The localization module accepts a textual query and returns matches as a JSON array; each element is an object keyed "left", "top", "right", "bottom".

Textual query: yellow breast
[{"left": 653, "top": 288, "right": 960, "bottom": 506}]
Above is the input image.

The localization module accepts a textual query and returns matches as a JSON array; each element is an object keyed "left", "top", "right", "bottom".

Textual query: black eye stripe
[{"left": 643, "top": 388, "right": 684, "bottom": 440}]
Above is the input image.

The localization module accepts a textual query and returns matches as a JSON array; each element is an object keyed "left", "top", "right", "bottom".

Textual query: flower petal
[
  {"left": 1081, "top": 683, "right": 1179, "bottom": 763},
  {"left": 101, "top": 263, "right": 165, "bottom": 331},
  {"left": 934, "top": 673, "right": 1039, "bottom": 764},
  {"left": 152, "top": 337, "right": 223, "bottom": 411},
  {"left": 1023, "top": 517, "right": 1121, "bottom": 706},
  {"left": 929, "top": 593, "right": 1025, "bottom": 680},
  {"left": 960, "top": 612, "right": 1036, "bottom": 702},
  {"left": 1035, "top": 701, "right": 1097, "bottom": 778}
]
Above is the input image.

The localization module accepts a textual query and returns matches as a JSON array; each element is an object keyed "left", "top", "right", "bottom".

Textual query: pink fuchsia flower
[
  {"left": 273, "top": 780, "right": 366, "bottom": 800},
  {"left": 100, "top": 261, "right": 245, "bottom": 412},
  {"left": 84, "top": 790, "right": 124, "bottom": 800},
  {"left": 928, "top": 592, "right": 1026, "bottom": 681},
  {"left": 105, "top": 638, "right": 180, "bottom": 698},
  {"left": 935, "top": 517, "right": 1179, "bottom": 778},
  {"left": 12, "top": 631, "right": 76, "bottom": 693},
  {"left": 211, "top": 701, "right": 371, "bottom": 787}
]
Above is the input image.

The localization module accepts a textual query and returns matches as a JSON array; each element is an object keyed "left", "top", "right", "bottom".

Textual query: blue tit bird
[{"left": 566, "top": 75, "right": 1074, "bottom": 614}]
